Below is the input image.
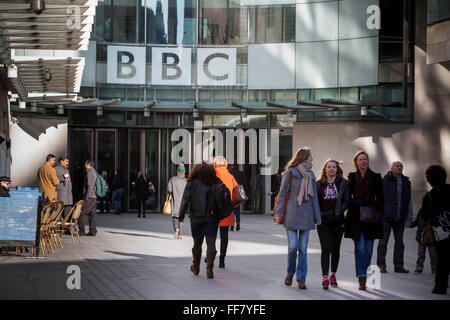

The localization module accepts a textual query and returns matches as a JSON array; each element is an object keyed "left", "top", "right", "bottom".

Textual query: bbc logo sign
[{"left": 107, "top": 46, "right": 236, "bottom": 86}]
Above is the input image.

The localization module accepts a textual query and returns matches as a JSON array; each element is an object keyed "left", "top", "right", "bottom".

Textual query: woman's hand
[{"left": 316, "top": 219, "right": 322, "bottom": 226}]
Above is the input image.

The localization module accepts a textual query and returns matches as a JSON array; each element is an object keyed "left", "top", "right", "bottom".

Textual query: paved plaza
[{"left": 0, "top": 213, "right": 448, "bottom": 300}]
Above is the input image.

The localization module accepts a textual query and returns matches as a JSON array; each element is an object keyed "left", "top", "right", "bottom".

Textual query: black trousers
[
  {"left": 78, "top": 198, "right": 97, "bottom": 235},
  {"left": 62, "top": 205, "right": 72, "bottom": 219},
  {"left": 191, "top": 221, "right": 219, "bottom": 252},
  {"left": 317, "top": 222, "right": 344, "bottom": 276},
  {"left": 377, "top": 220, "right": 405, "bottom": 268},
  {"left": 220, "top": 226, "right": 229, "bottom": 257},
  {"left": 136, "top": 196, "right": 145, "bottom": 215},
  {"left": 434, "top": 237, "right": 450, "bottom": 292}
]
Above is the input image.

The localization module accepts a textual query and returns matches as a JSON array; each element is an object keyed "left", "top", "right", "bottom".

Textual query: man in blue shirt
[{"left": 377, "top": 161, "right": 413, "bottom": 273}]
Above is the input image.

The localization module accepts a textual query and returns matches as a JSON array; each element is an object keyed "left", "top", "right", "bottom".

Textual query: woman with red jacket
[{"left": 213, "top": 156, "right": 239, "bottom": 269}]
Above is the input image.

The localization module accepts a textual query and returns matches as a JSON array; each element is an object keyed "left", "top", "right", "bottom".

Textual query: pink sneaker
[
  {"left": 330, "top": 275, "right": 338, "bottom": 287},
  {"left": 322, "top": 275, "right": 329, "bottom": 290}
]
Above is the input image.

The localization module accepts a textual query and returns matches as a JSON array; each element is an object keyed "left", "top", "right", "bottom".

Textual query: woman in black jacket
[
  {"left": 345, "top": 151, "right": 384, "bottom": 290},
  {"left": 419, "top": 165, "right": 450, "bottom": 295},
  {"left": 179, "top": 163, "right": 220, "bottom": 279},
  {"left": 316, "top": 160, "right": 350, "bottom": 290},
  {"left": 135, "top": 171, "right": 148, "bottom": 218}
]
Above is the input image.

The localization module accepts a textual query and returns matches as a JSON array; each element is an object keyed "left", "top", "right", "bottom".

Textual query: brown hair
[
  {"left": 285, "top": 147, "right": 311, "bottom": 170},
  {"left": 137, "top": 171, "right": 144, "bottom": 179},
  {"left": 188, "top": 163, "right": 217, "bottom": 186},
  {"left": 353, "top": 150, "right": 370, "bottom": 172},
  {"left": 318, "top": 159, "right": 344, "bottom": 184}
]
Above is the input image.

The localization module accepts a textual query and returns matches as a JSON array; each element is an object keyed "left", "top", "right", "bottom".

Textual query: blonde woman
[
  {"left": 345, "top": 151, "right": 384, "bottom": 290},
  {"left": 275, "top": 147, "right": 321, "bottom": 289},
  {"left": 316, "top": 160, "right": 350, "bottom": 289}
]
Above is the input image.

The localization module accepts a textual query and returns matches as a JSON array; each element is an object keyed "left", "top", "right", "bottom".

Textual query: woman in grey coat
[
  {"left": 275, "top": 147, "right": 321, "bottom": 290},
  {"left": 167, "top": 164, "right": 188, "bottom": 239}
]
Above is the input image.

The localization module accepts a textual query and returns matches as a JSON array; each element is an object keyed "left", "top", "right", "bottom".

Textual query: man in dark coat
[
  {"left": 376, "top": 161, "right": 412, "bottom": 273},
  {"left": 228, "top": 164, "right": 249, "bottom": 231},
  {"left": 0, "top": 176, "right": 11, "bottom": 197},
  {"left": 55, "top": 156, "right": 74, "bottom": 218}
]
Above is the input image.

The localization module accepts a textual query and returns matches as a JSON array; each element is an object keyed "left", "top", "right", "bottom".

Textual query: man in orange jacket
[{"left": 37, "top": 154, "right": 59, "bottom": 201}]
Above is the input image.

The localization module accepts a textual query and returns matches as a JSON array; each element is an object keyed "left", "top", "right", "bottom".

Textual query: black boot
[
  {"left": 206, "top": 250, "right": 217, "bottom": 279},
  {"left": 190, "top": 249, "right": 202, "bottom": 275},
  {"left": 219, "top": 254, "right": 225, "bottom": 268},
  {"left": 236, "top": 222, "right": 240, "bottom": 231}
]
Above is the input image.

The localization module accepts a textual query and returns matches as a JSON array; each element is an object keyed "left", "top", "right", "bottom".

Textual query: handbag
[
  {"left": 359, "top": 206, "right": 378, "bottom": 224},
  {"left": 273, "top": 173, "right": 294, "bottom": 224},
  {"left": 162, "top": 193, "right": 172, "bottom": 215},
  {"left": 421, "top": 193, "right": 435, "bottom": 245},
  {"left": 231, "top": 184, "right": 248, "bottom": 208}
]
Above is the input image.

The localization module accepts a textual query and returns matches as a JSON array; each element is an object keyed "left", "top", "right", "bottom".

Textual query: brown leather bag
[
  {"left": 162, "top": 193, "right": 172, "bottom": 215},
  {"left": 359, "top": 206, "right": 378, "bottom": 224},
  {"left": 421, "top": 193, "right": 435, "bottom": 245},
  {"left": 273, "top": 173, "right": 293, "bottom": 224}
]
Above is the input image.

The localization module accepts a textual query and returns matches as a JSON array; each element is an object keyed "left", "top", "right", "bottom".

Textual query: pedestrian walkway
[{"left": 0, "top": 214, "right": 447, "bottom": 300}]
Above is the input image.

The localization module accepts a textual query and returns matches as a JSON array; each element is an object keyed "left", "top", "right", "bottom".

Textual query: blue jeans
[
  {"left": 112, "top": 189, "right": 124, "bottom": 210},
  {"left": 234, "top": 206, "right": 241, "bottom": 223},
  {"left": 354, "top": 233, "right": 374, "bottom": 277},
  {"left": 286, "top": 229, "right": 310, "bottom": 282}
]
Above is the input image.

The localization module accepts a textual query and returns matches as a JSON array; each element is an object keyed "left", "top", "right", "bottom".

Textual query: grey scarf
[{"left": 296, "top": 162, "right": 314, "bottom": 205}]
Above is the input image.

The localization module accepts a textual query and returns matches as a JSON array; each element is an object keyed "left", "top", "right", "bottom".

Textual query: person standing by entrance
[
  {"left": 345, "top": 151, "right": 384, "bottom": 291},
  {"left": 275, "top": 147, "right": 321, "bottom": 290},
  {"left": 228, "top": 163, "right": 248, "bottom": 231},
  {"left": 0, "top": 176, "right": 11, "bottom": 197},
  {"left": 135, "top": 171, "right": 147, "bottom": 218},
  {"left": 111, "top": 169, "right": 125, "bottom": 215},
  {"left": 377, "top": 161, "right": 412, "bottom": 273},
  {"left": 78, "top": 159, "right": 97, "bottom": 236},
  {"left": 37, "top": 154, "right": 59, "bottom": 201},
  {"left": 316, "top": 159, "right": 350, "bottom": 289},
  {"left": 55, "top": 156, "right": 73, "bottom": 218},
  {"left": 213, "top": 156, "right": 238, "bottom": 269},
  {"left": 167, "top": 163, "right": 188, "bottom": 239}
]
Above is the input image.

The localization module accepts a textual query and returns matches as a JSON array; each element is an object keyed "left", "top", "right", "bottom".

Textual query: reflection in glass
[
  {"left": 145, "top": 0, "right": 197, "bottom": 44},
  {"left": 201, "top": 0, "right": 241, "bottom": 45},
  {"left": 97, "top": 130, "right": 116, "bottom": 176},
  {"left": 145, "top": 131, "right": 159, "bottom": 209},
  {"left": 129, "top": 131, "right": 141, "bottom": 211},
  {"left": 248, "top": 5, "right": 295, "bottom": 44}
]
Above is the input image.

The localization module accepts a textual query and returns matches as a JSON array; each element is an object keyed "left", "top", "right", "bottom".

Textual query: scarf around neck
[{"left": 296, "top": 162, "right": 314, "bottom": 205}]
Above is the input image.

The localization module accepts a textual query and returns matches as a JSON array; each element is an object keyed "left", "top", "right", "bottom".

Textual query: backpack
[
  {"left": 209, "top": 180, "right": 233, "bottom": 221},
  {"left": 94, "top": 173, "right": 108, "bottom": 198}
]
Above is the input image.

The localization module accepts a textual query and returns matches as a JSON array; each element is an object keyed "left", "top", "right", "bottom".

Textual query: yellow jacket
[{"left": 38, "top": 162, "right": 59, "bottom": 201}]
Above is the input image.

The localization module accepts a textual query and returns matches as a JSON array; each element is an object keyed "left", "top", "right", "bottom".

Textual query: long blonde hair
[
  {"left": 285, "top": 147, "right": 311, "bottom": 171},
  {"left": 317, "top": 159, "right": 344, "bottom": 184},
  {"left": 352, "top": 151, "right": 370, "bottom": 172}
]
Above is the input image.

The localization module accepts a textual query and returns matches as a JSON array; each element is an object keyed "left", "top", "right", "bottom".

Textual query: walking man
[
  {"left": 78, "top": 159, "right": 97, "bottom": 236},
  {"left": 377, "top": 161, "right": 412, "bottom": 273},
  {"left": 37, "top": 154, "right": 59, "bottom": 201},
  {"left": 55, "top": 156, "right": 73, "bottom": 218}
]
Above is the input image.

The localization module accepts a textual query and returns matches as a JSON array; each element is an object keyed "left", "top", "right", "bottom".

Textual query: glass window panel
[
  {"left": 384, "top": 87, "right": 403, "bottom": 103},
  {"left": 249, "top": 5, "right": 295, "bottom": 44},
  {"left": 270, "top": 114, "right": 295, "bottom": 127},
  {"left": 201, "top": 114, "right": 213, "bottom": 126},
  {"left": 312, "top": 88, "right": 338, "bottom": 100},
  {"left": 199, "top": 89, "right": 213, "bottom": 102},
  {"left": 112, "top": 0, "right": 144, "bottom": 43},
  {"left": 214, "top": 89, "right": 242, "bottom": 102},
  {"left": 98, "top": 111, "right": 125, "bottom": 125},
  {"left": 156, "top": 89, "right": 184, "bottom": 101},
  {"left": 127, "top": 88, "right": 141, "bottom": 101},
  {"left": 296, "top": 2, "right": 338, "bottom": 42},
  {"left": 201, "top": 0, "right": 241, "bottom": 45},
  {"left": 339, "top": 0, "right": 379, "bottom": 40},
  {"left": 213, "top": 114, "right": 241, "bottom": 127},
  {"left": 248, "top": 90, "right": 270, "bottom": 102},
  {"left": 99, "top": 87, "right": 125, "bottom": 100},
  {"left": 79, "top": 87, "right": 95, "bottom": 99},
  {"left": 184, "top": 89, "right": 196, "bottom": 102},
  {"left": 94, "top": 0, "right": 112, "bottom": 42},
  {"left": 271, "top": 90, "right": 296, "bottom": 101},
  {"left": 129, "top": 130, "right": 141, "bottom": 211},
  {"left": 154, "top": 113, "right": 181, "bottom": 126},
  {"left": 340, "top": 87, "right": 359, "bottom": 100},
  {"left": 339, "top": 37, "right": 379, "bottom": 87},
  {"left": 145, "top": 88, "right": 154, "bottom": 101},
  {"left": 298, "top": 89, "right": 309, "bottom": 100},
  {"left": 242, "top": 114, "right": 268, "bottom": 127},
  {"left": 145, "top": 0, "right": 197, "bottom": 45},
  {"left": 296, "top": 41, "right": 338, "bottom": 89},
  {"left": 362, "top": 86, "right": 376, "bottom": 101}
]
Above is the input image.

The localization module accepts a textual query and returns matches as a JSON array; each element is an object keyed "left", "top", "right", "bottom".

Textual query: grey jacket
[
  {"left": 167, "top": 175, "right": 187, "bottom": 218},
  {"left": 275, "top": 167, "right": 321, "bottom": 230},
  {"left": 83, "top": 167, "right": 97, "bottom": 199},
  {"left": 55, "top": 164, "right": 73, "bottom": 205}
]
